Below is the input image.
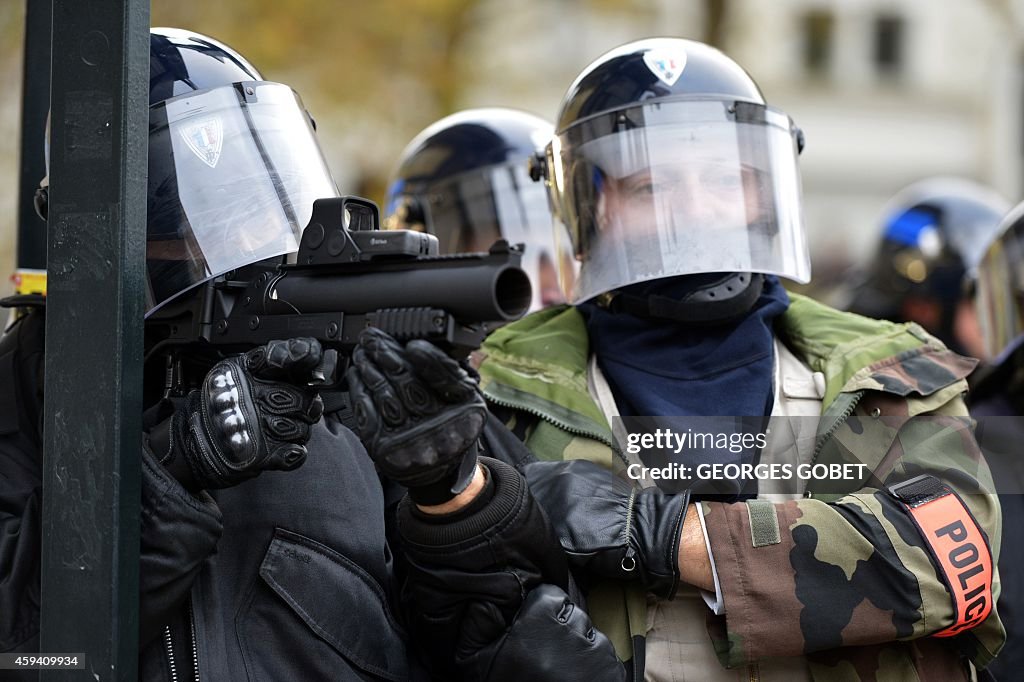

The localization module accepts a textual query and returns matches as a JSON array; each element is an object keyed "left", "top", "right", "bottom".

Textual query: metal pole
[
  {"left": 15, "top": 0, "right": 51, "bottom": 272},
  {"left": 39, "top": 0, "right": 149, "bottom": 678}
]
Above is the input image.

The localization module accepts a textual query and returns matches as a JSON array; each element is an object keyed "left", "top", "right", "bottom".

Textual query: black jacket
[
  {"left": 0, "top": 308, "right": 422, "bottom": 681},
  {"left": 0, "top": 307, "right": 623, "bottom": 681},
  {"left": 138, "top": 414, "right": 423, "bottom": 681}
]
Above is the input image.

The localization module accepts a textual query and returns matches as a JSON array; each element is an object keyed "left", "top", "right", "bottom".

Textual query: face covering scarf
[{"left": 579, "top": 275, "right": 790, "bottom": 499}]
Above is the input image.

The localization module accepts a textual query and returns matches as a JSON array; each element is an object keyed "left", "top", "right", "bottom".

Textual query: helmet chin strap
[{"left": 596, "top": 272, "right": 765, "bottom": 325}]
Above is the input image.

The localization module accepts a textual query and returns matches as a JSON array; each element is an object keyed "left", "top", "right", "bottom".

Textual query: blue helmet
[
  {"left": 385, "top": 108, "right": 570, "bottom": 310},
  {"left": 848, "top": 177, "right": 1009, "bottom": 353},
  {"left": 148, "top": 27, "right": 263, "bottom": 106}
]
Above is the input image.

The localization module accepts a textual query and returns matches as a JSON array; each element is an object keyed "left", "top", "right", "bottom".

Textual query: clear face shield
[
  {"left": 976, "top": 215, "right": 1024, "bottom": 358},
  {"left": 389, "top": 162, "right": 576, "bottom": 311},
  {"left": 146, "top": 82, "right": 338, "bottom": 315},
  {"left": 546, "top": 99, "right": 810, "bottom": 303}
]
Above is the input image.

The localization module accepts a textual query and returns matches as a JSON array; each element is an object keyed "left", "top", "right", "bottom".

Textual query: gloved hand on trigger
[
  {"left": 346, "top": 327, "right": 485, "bottom": 505},
  {"left": 524, "top": 459, "right": 690, "bottom": 599},
  {"left": 153, "top": 337, "right": 330, "bottom": 491}
]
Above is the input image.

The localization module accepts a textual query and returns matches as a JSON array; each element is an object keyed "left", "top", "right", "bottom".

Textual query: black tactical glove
[
  {"left": 154, "top": 338, "right": 329, "bottom": 491},
  {"left": 524, "top": 459, "right": 690, "bottom": 600},
  {"left": 460, "top": 584, "right": 626, "bottom": 682},
  {"left": 398, "top": 457, "right": 624, "bottom": 681},
  {"left": 346, "top": 327, "right": 485, "bottom": 505}
]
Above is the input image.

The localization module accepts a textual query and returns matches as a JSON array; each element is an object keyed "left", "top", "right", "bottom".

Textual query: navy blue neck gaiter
[{"left": 579, "top": 275, "right": 790, "bottom": 498}]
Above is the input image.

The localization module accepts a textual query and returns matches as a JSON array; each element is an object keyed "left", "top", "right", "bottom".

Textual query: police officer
[
  {"left": 384, "top": 107, "right": 573, "bottom": 311},
  {"left": 0, "top": 28, "right": 424, "bottom": 681},
  {"left": 847, "top": 177, "right": 1009, "bottom": 358},
  {"left": 348, "top": 38, "right": 1004, "bottom": 681},
  {"left": 970, "top": 201, "right": 1024, "bottom": 678}
]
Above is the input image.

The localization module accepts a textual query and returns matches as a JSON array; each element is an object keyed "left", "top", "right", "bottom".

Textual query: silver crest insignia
[
  {"left": 180, "top": 117, "right": 224, "bottom": 168},
  {"left": 642, "top": 49, "right": 687, "bottom": 87}
]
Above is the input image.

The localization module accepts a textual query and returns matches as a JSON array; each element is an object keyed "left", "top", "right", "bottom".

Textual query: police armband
[{"left": 887, "top": 474, "right": 993, "bottom": 637}]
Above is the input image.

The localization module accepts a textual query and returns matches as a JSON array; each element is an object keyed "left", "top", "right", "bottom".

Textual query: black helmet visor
[{"left": 146, "top": 81, "right": 337, "bottom": 315}]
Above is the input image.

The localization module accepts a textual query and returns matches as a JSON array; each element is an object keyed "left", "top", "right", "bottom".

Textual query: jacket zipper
[
  {"left": 810, "top": 391, "right": 863, "bottom": 464},
  {"left": 163, "top": 625, "right": 179, "bottom": 682},
  {"left": 621, "top": 490, "right": 638, "bottom": 572},
  {"left": 748, "top": 663, "right": 760, "bottom": 681},
  {"left": 187, "top": 599, "right": 200, "bottom": 682},
  {"left": 484, "top": 391, "right": 632, "bottom": 469},
  {"left": 163, "top": 600, "right": 200, "bottom": 682},
  {"left": 805, "top": 391, "right": 864, "bottom": 498}
]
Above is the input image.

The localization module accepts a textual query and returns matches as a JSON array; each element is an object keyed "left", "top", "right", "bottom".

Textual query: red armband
[{"left": 888, "top": 475, "right": 993, "bottom": 637}]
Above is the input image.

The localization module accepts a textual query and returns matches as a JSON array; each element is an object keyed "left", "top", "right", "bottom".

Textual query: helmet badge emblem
[
  {"left": 643, "top": 49, "right": 686, "bottom": 86},
  {"left": 180, "top": 117, "right": 224, "bottom": 168}
]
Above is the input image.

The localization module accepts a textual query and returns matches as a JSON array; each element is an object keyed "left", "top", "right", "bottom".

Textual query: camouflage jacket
[{"left": 477, "top": 293, "right": 1003, "bottom": 682}]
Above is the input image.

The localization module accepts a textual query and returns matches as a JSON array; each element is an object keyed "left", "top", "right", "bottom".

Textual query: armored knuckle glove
[
  {"left": 346, "top": 327, "right": 485, "bottom": 505},
  {"left": 170, "top": 338, "right": 328, "bottom": 490},
  {"left": 525, "top": 459, "right": 690, "bottom": 600}
]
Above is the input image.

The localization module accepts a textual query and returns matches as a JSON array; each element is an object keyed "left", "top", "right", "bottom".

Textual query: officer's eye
[
  {"left": 630, "top": 181, "right": 656, "bottom": 196},
  {"left": 619, "top": 176, "right": 658, "bottom": 197}
]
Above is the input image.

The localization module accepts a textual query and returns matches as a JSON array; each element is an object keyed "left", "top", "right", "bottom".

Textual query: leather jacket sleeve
[{"left": 138, "top": 442, "right": 222, "bottom": 644}]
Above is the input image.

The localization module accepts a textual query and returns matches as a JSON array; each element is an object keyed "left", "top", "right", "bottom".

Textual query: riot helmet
[
  {"left": 534, "top": 37, "right": 810, "bottom": 310},
  {"left": 847, "top": 177, "right": 1009, "bottom": 356},
  {"left": 384, "top": 107, "right": 570, "bottom": 311},
  {"left": 145, "top": 28, "right": 337, "bottom": 315},
  {"left": 976, "top": 201, "right": 1024, "bottom": 359}
]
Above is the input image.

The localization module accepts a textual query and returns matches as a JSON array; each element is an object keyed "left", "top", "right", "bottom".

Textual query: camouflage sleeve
[{"left": 701, "top": 389, "right": 1004, "bottom": 669}]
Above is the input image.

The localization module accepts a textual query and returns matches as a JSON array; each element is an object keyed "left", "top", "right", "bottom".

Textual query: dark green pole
[{"left": 39, "top": 0, "right": 149, "bottom": 678}]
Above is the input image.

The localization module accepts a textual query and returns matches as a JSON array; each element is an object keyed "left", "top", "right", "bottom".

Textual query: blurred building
[{"left": 727, "top": 0, "right": 1023, "bottom": 295}]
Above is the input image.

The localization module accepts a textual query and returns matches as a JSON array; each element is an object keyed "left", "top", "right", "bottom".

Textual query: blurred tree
[
  {"left": 152, "top": 0, "right": 501, "bottom": 201},
  {"left": 703, "top": 0, "right": 729, "bottom": 48},
  {"left": 1, "top": 2, "right": 27, "bottom": 294}
]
